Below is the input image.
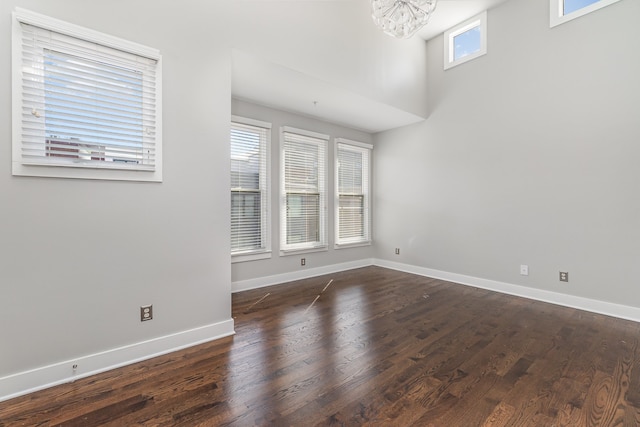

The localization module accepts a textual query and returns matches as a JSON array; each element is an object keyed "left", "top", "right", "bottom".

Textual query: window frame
[
  {"left": 11, "top": 8, "right": 162, "bottom": 182},
  {"left": 550, "top": 0, "right": 622, "bottom": 27},
  {"left": 231, "top": 116, "right": 272, "bottom": 263},
  {"left": 334, "top": 138, "right": 372, "bottom": 249},
  {"left": 279, "top": 126, "right": 329, "bottom": 256},
  {"left": 444, "top": 11, "right": 487, "bottom": 71}
]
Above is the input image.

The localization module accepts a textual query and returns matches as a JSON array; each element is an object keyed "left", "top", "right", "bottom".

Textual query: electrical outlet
[
  {"left": 520, "top": 265, "right": 529, "bottom": 276},
  {"left": 301, "top": 258, "right": 306, "bottom": 266},
  {"left": 395, "top": 248, "right": 400, "bottom": 255},
  {"left": 141, "top": 304, "right": 153, "bottom": 321},
  {"left": 560, "top": 272, "right": 569, "bottom": 282}
]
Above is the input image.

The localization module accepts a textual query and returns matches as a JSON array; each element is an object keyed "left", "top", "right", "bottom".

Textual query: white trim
[
  {"left": 11, "top": 8, "right": 163, "bottom": 182},
  {"left": 279, "top": 245, "right": 328, "bottom": 257},
  {"left": 334, "top": 241, "right": 372, "bottom": 250},
  {"left": 279, "top": 127, "right": 329, "bottom": 253},
  {"left": 281, "top": 126, "right": 329, "bottom": 142},
  {"left": 231, "top": 115, "right": 272, "bottom": 130},
  {"left": 232, "top": 258, "right": 374, "bottom": 293},
  {"left": 444, "top": 11, "right": 487, "bottom": 70},
  {"left": 373, "top": 259, "right": 640, "bottom": 323},
  {"left": 9, "top": 257, "right": 639, "bottom": 403},
  {"left": 334, "top": 139, "right": 372, "bottom": 247},
  {"left": 230, "top": 117, "right": 272, "bottom": 256},
  {"left": 0, "top": 319, "right": 234, "bottom": 403},
  {"left": 232, "top": 251, "right": 272, "bottom": 263},
  {"left": 13, "top": 8, "right": 160, "bottom": 60},
  {"left": 12, "top": 14, "right": 22, "bottom": 181},
  {"left": 550, "top": 0, "right": 622, "bottom": 27},
  {"left": 334, "top": 138, "right": 373, "bottom": 150},
  {"left": 233, "top": 257, "right": 640, "bottom": 322}
]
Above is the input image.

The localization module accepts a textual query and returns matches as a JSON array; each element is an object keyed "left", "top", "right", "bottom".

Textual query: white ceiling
[
  {"left": 231, "top": 0, "right": 511, "bottom": 134},
  {"left": 232, "top": 50, "right": 426, "bottom": 134}
]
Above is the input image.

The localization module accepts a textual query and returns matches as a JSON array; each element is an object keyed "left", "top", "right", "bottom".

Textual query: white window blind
[
  {"left": 231, "top": 117, "right": 271, "bottom": 256},
  {"left": 336, "top": 139, "right": 372, "bottom": 247},
  {"left": 281, "top": 128, "right": 328, "bottom": 252},
  {"left": 12, "top": 9, "right": 162, "bottom": 181}
]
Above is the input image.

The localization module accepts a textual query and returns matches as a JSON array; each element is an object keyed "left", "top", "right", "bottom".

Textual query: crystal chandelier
[{"left": 371, "top": 0, "right": 438, "bottom": 39}]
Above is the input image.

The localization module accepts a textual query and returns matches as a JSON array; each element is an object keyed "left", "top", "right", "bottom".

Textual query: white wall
[
  {"left": 231, "top": 99, "right": 375, "bottom": 289},
  {"left": 374, "top": 0, "right": 640, "bottom": 307},
  {"left": 0, "top": 0, "right": 427, "bottom": 400},
  {"left": 0, "top": 0, "right": 234, "bottom": 398},
  {"left": 9, "top": 0, "right": 636, "bottom": 402}
]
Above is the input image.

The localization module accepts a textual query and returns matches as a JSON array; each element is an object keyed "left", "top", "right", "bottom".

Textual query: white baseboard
[
  {"left": 232, "top": 258, "right": 375, "bottom": 293},
  {"left": 0, "top": 319, "right": 235, "bottom": 403},
  {"left": 374, "top": 258, "right": 640, "bottom": 323},
  {"left": 5, "top": 260, "right": 639, "bottom": 404}
]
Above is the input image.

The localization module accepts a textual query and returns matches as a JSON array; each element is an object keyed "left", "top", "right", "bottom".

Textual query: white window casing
[
  {"left": 550, "top": 0, "right": 622, "bottom": 27},
  {"left": 231, "top": 116, "right": 272, "bottom": 262},
  {"left": 335, "top": 138, "right": 372, "bottom": 249},
  {"left": 444, "top": 11, "right": 487, "bottom": 70},
  {"left": 12, "top": 8, "right": 162, "bottom": 181},
  {"left": 280, "top": 127, "right": 328, "bottom": 255}
]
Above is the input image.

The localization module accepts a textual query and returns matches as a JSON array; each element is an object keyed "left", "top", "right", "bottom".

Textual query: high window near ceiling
[
  {"left": 231, "top": 116, "right": 271, "bottom": 262},
  {"left": 335, "top": 139, "right": 372, "bottom": 248},
  {"left": 280, "top": 127, "right": 328, "bottom": 254},
  {"left": 444, "top": 11, "right": 487, "bottom": 70},
  {"left": 12, "top": 8, "right": 162, "bottom": 182},
  {"left": 550, "top": 0, "right": 622, "bottom": 27}
]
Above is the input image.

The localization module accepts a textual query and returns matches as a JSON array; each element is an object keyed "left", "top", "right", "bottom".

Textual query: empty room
[{"left": 1, "top": 0, "right": 639, "bottom": 425}]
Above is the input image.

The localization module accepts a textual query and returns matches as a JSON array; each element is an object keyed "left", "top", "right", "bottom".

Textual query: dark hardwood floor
[{"left": 2, "top": 266, "right": 640, "bottom": 426}]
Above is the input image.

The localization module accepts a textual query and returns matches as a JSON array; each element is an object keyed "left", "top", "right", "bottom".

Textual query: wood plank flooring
[{"left": 1, "top": 266, "right": 640, "bottom": 426}]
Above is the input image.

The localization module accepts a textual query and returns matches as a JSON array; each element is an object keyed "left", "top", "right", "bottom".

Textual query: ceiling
[
  {"left": 232, "top": 0, "right": 511, "bottom": 134},
  {"left": 232, "top": 50, "right": 426, "bottom": 134}
]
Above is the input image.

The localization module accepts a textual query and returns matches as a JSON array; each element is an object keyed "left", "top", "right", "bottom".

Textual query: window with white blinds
[
  {"left": 231, "top": 117, "right": 271, "bottom": 258},
  {"left": 12, "top": 9, "right": 162, "bottom": 181},
  {"left": 280, "top": 127, "right": 328, "bottom": 253},
  {"left": 335, "top": 139, "right": 372, "bottom": 247}
]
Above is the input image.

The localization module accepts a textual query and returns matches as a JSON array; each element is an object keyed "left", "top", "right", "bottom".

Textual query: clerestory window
[
  {"left": 550, "top": 0, "right": 622, "bottom": 27},
  {"left": 444, "top": 11, "right": 487, "bottom": 70}
]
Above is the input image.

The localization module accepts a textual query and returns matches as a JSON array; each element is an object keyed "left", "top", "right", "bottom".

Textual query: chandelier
[{"left": 371, "top": 0, "right": 438, "bottom": 39}]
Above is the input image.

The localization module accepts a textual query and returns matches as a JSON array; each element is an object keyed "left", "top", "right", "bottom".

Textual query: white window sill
[
  {"left": 232, "top": 250, "right": 272, "bottom": 263},
  {"left": 279, "top": 246, "right": 328, "bottom": 257},
  {"left": 334, "top": 241, "right": 372, "bottom": 250}
]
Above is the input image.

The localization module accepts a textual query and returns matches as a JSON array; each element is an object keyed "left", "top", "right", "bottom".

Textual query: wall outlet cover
[{"left": 141, "top": 305, "right": 153, "bottom": 321}]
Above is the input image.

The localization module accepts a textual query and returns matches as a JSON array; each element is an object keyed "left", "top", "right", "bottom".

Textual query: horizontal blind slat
[
  {"left": 336, "top": 142, "right": 371, "bottom": 244},
  {"left": 19, "top": 22, "right": 158, "bottom": 170},
  {"left": 231, "top": 120, "right": 270, "bottom": 253},
  {"left": 281, "top": 130, "right": 327, "bottom": 250}
]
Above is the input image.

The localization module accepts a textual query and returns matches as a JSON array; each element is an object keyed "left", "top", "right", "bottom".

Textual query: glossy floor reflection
[{"left": 2, "top": 266, "right": 640, "bottom": 426}]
